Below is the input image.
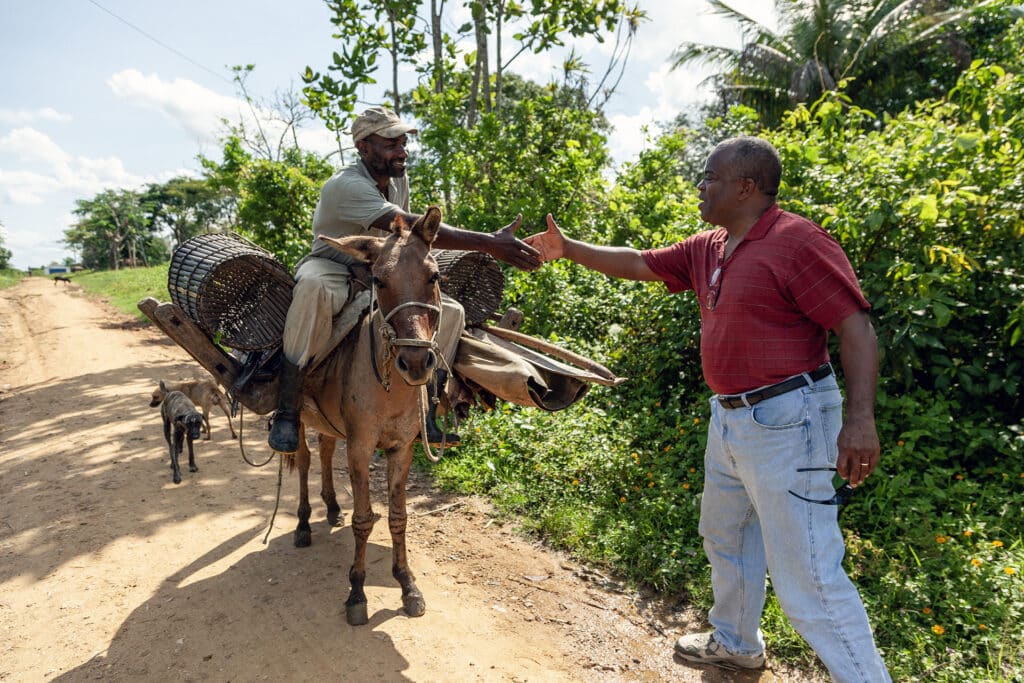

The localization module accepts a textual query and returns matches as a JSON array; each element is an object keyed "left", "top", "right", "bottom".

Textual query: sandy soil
[{"left": 0, "top": 276, "right": 820, "bottom": 682}]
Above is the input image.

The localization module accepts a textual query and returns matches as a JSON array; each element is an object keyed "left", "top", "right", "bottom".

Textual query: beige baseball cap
[{"left": 351, "top": 107, "right": 418, "bottom": 142}]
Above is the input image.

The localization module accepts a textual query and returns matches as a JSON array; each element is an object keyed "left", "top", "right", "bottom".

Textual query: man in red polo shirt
[{"left": 525, "top": 136, "right": 889, "bottom": 681}]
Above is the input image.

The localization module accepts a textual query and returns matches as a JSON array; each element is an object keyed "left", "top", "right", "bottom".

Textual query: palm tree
[{"left": 673, "top": 0, "right": 996, "bottom": 125}]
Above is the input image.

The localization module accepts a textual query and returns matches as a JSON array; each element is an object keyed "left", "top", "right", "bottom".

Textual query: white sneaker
[{"left": 674, "top": 631, "right": 766, "bottom": 669}]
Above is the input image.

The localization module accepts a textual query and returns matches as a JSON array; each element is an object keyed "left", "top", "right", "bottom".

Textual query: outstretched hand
[
  {"left": 523, "top": 214, "right": 567, "bottom": 263},
  {"left": 489, "top": 214, "right": 541, "bottom": 271}
]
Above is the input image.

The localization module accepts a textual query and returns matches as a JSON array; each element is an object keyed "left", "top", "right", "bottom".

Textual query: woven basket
[
  {"left": 168, "top": 233, "right": 294, "bottom": 351},
  {"left": 433, "top": 249, "right": 505, "bottom": 326}
]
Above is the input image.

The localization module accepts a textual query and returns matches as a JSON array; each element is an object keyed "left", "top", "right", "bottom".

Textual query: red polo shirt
[{"left": 641, "top": 204, "right": 870, "bottom": 395}]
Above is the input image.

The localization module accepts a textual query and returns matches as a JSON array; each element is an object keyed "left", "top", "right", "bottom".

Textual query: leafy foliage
[
  {"left": 672, "top": 0, "right": 1021, "bottom": 125},
  {"left": 437, "top": 37, "right": 1024, "bottom": 681}
]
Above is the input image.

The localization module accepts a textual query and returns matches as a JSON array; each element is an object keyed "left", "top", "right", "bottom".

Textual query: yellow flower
[
  {"left": 647, "top": 472, "right": 653, "bottom": 479},
  {"left": 654, "top": 400, "right": 661, "bottom": 407},
  {"left": 663, "top": 445, "right": 671, "bottom": 452},
  {"left": 682, "top": 483, "right": 691, "bottom": 490},
  {"left": 932, "top": 624, "right": 945, "bottom": 635},
  {"left": 693, "top": 417, "right": 701, "bottom": 425},
  {"left": 572, "top": 479, "right": 579, "bottom": 486},
  {"left": 619, "top": 496, "right": 626, "bottom": 503},
  {"left": 955, "top": 474, "right": 964, "bottom": 480},
  {"left": 922, "top": 607, "right": 932, "bottom": 615},
  {"left": 634, "top": 485, "right": 640, "bottom": 491},
  {"left": 1005, "top": 567, "right": 1017, "bottom": 575},
  {"left": 992, "top": 540, "right": 1004, "bottom": 548},
  {"left": 689, "top": 467, "right": 696, "bottom": 473},
  {"left": 897, "top": 440, "right": 905, "bottom": 447},
  {"left": 936, "top": 535, "right": 948, "bottom": 544},
  {"left": 963, "top": 530, "right": 973, "bottom": 537},
  {"left": 678, "top": 428, "right": 686, "bottom": 435},
  {"left": 648, "top": 482, "right": 655, "bottom": 488},
  {"left": 979, "top": 624, "right": 987, "bottom": 630},
  {"left": 971, "top": 558, "right": 983, "bottom": 567}
]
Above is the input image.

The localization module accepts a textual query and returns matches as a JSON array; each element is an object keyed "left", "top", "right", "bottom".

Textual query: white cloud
[
  {"left": 0, "top": 127, "right": 72, "bottom": 167},
  {"left": 0, "top": 107, "right": 73, "bottom": 125},
  {"left": 0, "top": 127, "right": 145, "bottom": 205},
  {"left": 107, "top": 69, "right": 242, "bottom": 143}
]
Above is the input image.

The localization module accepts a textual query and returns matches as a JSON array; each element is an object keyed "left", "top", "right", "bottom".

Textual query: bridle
[{"left": 368, "top": 278, "right": 442, "bottom": 391}]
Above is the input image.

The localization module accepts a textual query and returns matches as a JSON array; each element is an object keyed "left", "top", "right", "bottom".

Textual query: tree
[
  {"left": 301, "top": 0, "right": 645, "bottom": 135},
  {"left": 0, "top": 221, "right": 12, "bottom": 269},
  {"left": 64, "top": 189, "right": 161, "bottom": 270},
  {"left": 671, "top": 0, "right": 1009, "bottom": 126},
  {"left": 202, "top": 137, "right": 335, "bottom": 268},
  {"left": 142, "top": 176, "right": 233, "bottom": 251}
]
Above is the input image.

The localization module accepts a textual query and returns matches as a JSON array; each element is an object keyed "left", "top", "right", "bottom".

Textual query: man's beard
[{"left": 364, "top": 156, "right": 406, "bottom": 178}]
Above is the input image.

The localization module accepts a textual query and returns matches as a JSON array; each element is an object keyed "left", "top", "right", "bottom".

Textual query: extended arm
[
  {"left": 832, "top": 309, "right": 880, "bottom": 487},
  {"left": 523, "top": 214, "right": 662, "bottom": 282},
  {"left": 372, "top": 208, "right": 540, "bottom": 271}
]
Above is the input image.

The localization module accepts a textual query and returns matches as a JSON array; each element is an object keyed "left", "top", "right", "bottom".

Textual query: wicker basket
[
  {"left": 433, "top": 249, "right": 505, "bottom": 326},
  {"left": 168, "top": 233, "right": 294, "bottom": 351}
]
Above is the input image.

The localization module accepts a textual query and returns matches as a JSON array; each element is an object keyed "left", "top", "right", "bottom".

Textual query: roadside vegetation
[
  {"left": 70, "top": 265, "right": 169, "bottom": 321},
  {"left": 0, "top": 268, "right": 26, "bottom": 289},
  {"left": 37, "top": 2, "right": 1023, "bottom": 680}
]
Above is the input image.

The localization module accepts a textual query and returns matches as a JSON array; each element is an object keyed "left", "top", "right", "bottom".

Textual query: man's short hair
[
  {"left": 351, "top": 107, "right": 418, "bottom": 142},
  {"left": 718, "top": 136, "right": 782, "bottom": 197}
]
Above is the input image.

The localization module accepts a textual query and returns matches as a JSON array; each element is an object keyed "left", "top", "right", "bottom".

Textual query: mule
[{"left": 289, "top": 206, "right": 447, "bottom": 625}]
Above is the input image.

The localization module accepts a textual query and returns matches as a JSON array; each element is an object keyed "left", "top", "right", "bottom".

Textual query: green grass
[
  {"left": 0, "top": 267, "right": 28, "bottom": 289},
  {"left": 72, "top": 264, "right": 170, "bottom": 320}
]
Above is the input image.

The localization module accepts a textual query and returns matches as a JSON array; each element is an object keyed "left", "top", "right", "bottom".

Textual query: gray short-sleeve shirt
[{"left": 307, "top": 160, "right": 411, "bottom": 266}]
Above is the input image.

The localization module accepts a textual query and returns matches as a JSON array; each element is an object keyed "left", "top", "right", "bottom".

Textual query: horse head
[{"left": 319, "top": 206, "right": 443, "bottom": 387}]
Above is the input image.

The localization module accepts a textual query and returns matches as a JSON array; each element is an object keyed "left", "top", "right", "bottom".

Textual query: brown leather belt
[{"left": 717, "top": 363, "right": 833, "bottom": 409}]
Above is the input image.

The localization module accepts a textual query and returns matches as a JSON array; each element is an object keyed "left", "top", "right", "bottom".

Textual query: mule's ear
[
  {"left": 390, "top": 212, "right": 412, "bottom": 238},
  {"left": 414, "top": 206, "right": 442, "bottom": 245},
  {"left": 159, "top": 380, "right": 167, "bottom": 391},
  {"left": 318, "top": 234, "right": 385, "bottom": 263}
]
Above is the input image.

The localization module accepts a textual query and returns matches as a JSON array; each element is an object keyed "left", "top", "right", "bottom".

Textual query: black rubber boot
[
  {"left": 268, "top": 359, "right": 305, "bottom": 453},
  {"left": 425, "top": 369, "right": 460, "bottom": 445}
]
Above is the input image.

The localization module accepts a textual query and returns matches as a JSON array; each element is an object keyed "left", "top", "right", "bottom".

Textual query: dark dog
[
  {"left": 150, "top": 379, "right": 237, "bottom": 440},
  {"left": 160, "top": 391, "right": 203, "bottom": 484},
  {"left": 53, "top": 275, "right": 72, "bottom": 284}
]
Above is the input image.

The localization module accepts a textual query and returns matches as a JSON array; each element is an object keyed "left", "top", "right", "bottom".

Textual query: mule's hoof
[
  {"left": 189, "top": 465, "right": 199, "bottom": 472},
  {"left": 327, "top": 508, "right": 343, "bottom": 527},
  {"left": 403, "top": 593, "right": 426, "bottom": 617},
  {"left": 293, "top": 529, "right": 312, "bottom": 548},
  {"left": 346, "top": 602, "right": 368, "bottom": 625},
  {"left": 172, "top": 475, "right": 182, "bottom": 484}
]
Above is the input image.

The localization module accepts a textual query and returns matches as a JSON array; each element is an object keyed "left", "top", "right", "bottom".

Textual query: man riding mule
[
  {"left": 290, "top": 206, "right": 457, "bottom": 624},
  {"left": 269, "top": 106, "right": 540, "bottom": 455}
]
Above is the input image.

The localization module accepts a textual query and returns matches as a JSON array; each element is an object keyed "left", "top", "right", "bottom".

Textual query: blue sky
[{"left": 0, "top": 1, "right": 774, "bottom": 270}]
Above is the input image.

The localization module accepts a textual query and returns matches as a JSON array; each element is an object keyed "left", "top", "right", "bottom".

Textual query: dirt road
[{"left": 0, "top": 277, "right": 813, "bottom": 682}]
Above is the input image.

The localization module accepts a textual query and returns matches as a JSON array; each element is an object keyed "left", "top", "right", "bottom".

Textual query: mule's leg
[
  {"left": 344, "top": 437, "right": 375, "bottom": 625},
  {"left": 293, "top": 423, "right": 314, "bottom": 547},
  {"left": 387, "top": 445, "right": 424, "bottom": 617},
  {"left": 317, "top": 433, "right": 342, "bottom": 526}
]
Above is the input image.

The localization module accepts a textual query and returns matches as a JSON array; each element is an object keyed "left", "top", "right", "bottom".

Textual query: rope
[
  {"left": 234, "top": 402, "right": 276, "bottom": 467},
  {"left": 262, "top": 454, "right": 283, "bottom": 544}
]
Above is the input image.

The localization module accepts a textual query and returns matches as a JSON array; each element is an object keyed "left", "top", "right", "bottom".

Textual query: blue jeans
[{"left": 699, "top": 374, "right": 890, "bottom": 682}]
